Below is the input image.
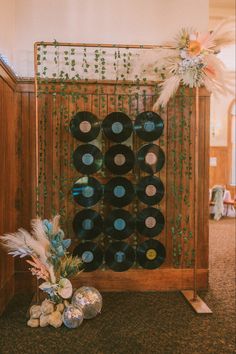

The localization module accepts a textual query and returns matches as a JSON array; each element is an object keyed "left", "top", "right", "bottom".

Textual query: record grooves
[
  {"left": 73, "top": 144, "right": 103, "bottom": 174},
  {"left": 136, "top": 239, "right": 166, "bottom": 269},
  {"left": 104, "top": 177, "right": 135, "bottom": 207},
  {"left": 72, "top": 176, "right": 103, "bottom": 207},
  {"left": 104, "top": 144, "right": 135, "bottom": 175},
  {"left": 105, "top": 241, "right": 135, "bottom": 271},
  {"left": 70, "top": 111, "right": 100, "bottom": 142},
  {"left": 102, "top": 112, "right": 133, "bottom": 142},
  {"left": 73, "top": 209, "right": 103, "bottom": 240},
  {"left": 137, "top": 144, "right": 165, "bottom": 174},
  {"left": 134, "top": 111, "right": 164, "bottom": 142},
  {"left": 136, "top": 207, "right": 165, "bottom": 237},
  {"left": 73, "top": 241, "right": 103, "bottom": 272},
  {"left": 137, "top": 176, "right": 164, "bottom": 205},
  {"left": 104, "top": 209, "right": 135, "bottom": 240}
]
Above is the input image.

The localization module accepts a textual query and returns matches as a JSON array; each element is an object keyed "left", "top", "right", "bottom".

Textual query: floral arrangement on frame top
[{"left": 149, "top": 18, "right": 235, "bottom": 109}]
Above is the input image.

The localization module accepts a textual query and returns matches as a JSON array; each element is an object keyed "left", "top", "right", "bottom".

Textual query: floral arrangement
[
  {"left": 152, "top": 18, "right": 235, "bottom": 110},
  {"left": 0, "top": 215, "right": 83, "bottom": 303}
]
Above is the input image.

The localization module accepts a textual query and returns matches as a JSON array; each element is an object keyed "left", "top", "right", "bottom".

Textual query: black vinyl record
[
  {"left": 73, "top": 241, "right": 103, "bottom": 272},
  {"left": 137, "top": 176, "right": 164, "bottom": 205},
  {"left": 73, "top": 144, "right": 103, "bottom": 174},
  {"left": 136, "top": 239, "right": 166, "bottom": 269},
  {"left": 70, "top": 111, "right": 100, "bottom": 142},
  {"left": 104, "top": 177, "right": 135, "bottom": 207},
  {"left": 72, "top": 176, "right": 103, "bottom": 207},
  {"left": 73, "top": 209, "right": 103, "bottom": 240},
  {"left": 102, "top": 112, "right": 133, "bottom": 142},
  {"left": 105, "top": 241, "right": 135, "bottom": 271},
  {"left": 104, "top": 209, "right": 135, "bottom": 240},
  {"left": 136, "top": 207, "right": 165, "bottom": 237},
  {"left": 104, "top": 144, "right": 135, "bottom": 175},
  {"left": 134, "top": 111, "right": 164, "bottom": 141},
  {"left": 137, "top": 144, "right": 165, "bottom": 174}
]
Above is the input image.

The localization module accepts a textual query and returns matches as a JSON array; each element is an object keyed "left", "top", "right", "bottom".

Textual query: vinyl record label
[
  {"left": 73, "top": 241, "right": 103, "bottom": 272},
  {"left": 134, "top": 111, "right": 164, "bottom": 141},
  {"left": 72, "top": 176, "right": 103, "bottom": 207},
  {"left": 70, "top": 111, "right": 100, "bottom": 142},
  {"left": 136, "top": 239, "right": 166, "bottom": 269},
  {"left": 102, "top": 112, "right": 133, "bottom": 142},
  {"left": 73, "top": 144, "right": 103, "bottom": 174},
  {"left": 73, "top": 209, "right": 103, "bottom": 240},
  {"left": 105, "top": 241, "right": 135, "bottom": 271}
]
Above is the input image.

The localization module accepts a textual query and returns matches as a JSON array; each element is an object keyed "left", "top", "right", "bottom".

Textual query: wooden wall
[
  {"left": 0, "top": 61, "right": 18, "bottom": 314},
  {"left": 0, "top": 59, "right": 210, "bottom": 302}
]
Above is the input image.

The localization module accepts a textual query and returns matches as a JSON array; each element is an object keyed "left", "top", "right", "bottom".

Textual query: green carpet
[{"left": 0, "top": 218, "right": 235, "bottom": 354}]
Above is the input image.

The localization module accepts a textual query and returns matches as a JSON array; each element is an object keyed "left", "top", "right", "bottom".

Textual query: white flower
[{"left": 57, "top": 278, "right": 73, "bottom": 299}]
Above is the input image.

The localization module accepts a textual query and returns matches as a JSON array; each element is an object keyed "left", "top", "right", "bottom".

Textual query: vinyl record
[
  {"left": 104, "top": 144, "right": 135, "bottom": 175},
  {"left": 136, "top": 239, "right": 166, "bottom": 269},
  {"left": 137, "top": 144, "right": 165, "bottom": 174},
  {"left": 102, "top": 112, "right": 133, "bottom": 142},
  {"left": 104, "top": 209, "right": 135, "bottom": 240},
  {"left": 137, "top": 176, "right": 164, "bottom": 205},
  {"left": 134, "top": 111, "right": 164, "bottom": 141},
  {"left": 72, "top": 176, "right": 103, "bottom": 207},
  {"left": 136, "top": 207, "right": 165, "bottom": 237},
  {"left": 73, "top": 144, "right": 103, "bottom": 174},
  {"left": 105, "top": 241, "right": 135, "bottom": 271},
  {"left": 73, "top": 242, "right": 103, "bottom": 272},
  {"left": 104, "top": 177, "right": 135, "bottom": 207},
  {"left": 73, "top": 209, "right": 103, "bottom": 240},
  {"left": 70, "top": 111, "right": 100, "bottom": 142}
]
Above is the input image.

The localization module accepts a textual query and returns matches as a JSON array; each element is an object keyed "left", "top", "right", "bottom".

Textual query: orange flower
[{"left": 188, "top": 40, "right": 202, "bottom": 56}]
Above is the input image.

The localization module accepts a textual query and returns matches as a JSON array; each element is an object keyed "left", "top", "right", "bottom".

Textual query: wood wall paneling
[{"left": 0, "top": 61, "right": 18, "bottom": 314}]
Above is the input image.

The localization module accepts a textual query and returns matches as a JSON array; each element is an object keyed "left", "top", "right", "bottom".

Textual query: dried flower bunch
[
  {"left": 152, "top": 18, "right": 235, "bottom": 109},
  {"left": 0, "top": 215, "right": 83, "bottom": 303}
]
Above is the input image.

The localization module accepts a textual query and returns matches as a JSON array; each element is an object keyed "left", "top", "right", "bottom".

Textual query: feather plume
[
  {"left": 0, "top": 228, "right": 56, "bottom": 283},
  {"left": 153, "top": 76, "right": 181, "bottom": 111},
  {"left": 52, "top": 215, "right": 61, "bottom": 234},
  {"left": 208, "top": 17, "right": 235, "bottom": 51},
  {"left": 31, "top": 218, "right": 50, "bottom": 250}
]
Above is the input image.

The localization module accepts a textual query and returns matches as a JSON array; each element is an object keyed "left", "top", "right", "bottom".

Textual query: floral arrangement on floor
[
  {"left": 0, "top": 215, "right": 82, "bottom": 303},
  {"left": 0, "top": 216, "right": 103, "bottom": 328},
  {"left": 150, "top": 18, "right": 235, "bottom": 109}
]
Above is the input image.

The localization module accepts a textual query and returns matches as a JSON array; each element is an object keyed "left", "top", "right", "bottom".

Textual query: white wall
[
  {"left": 0, "top": 0, "right": 209, "bottom": 76},
  {"left": 0, "top": 0, "right": 15, "bottom": 65}
]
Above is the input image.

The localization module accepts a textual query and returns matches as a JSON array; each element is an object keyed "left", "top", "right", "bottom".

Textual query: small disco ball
[
  {"left": 71, "top": 286, "right": 102, "bottom": 319},
  {"left": 62, "top": 305, "right": 84, "bottom": 329}
]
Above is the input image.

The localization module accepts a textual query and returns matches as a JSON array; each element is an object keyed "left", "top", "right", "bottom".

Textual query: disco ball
[
  {"left": 71, "top": 286, "right": 102, "bottom": 319},
  {"left": 62, "top": 305, "right": 84, "bottom": 329}
]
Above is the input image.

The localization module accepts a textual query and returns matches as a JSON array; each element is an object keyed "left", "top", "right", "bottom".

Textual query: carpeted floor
[{"left": 0, "top": 218, "right": 235, "bottom": 354}]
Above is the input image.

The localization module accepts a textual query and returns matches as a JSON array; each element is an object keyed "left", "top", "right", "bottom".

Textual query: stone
[
  {"left": 27, "top": 318, "right": 39, "bottom": 327},
  {"left": 41, "top": 299, "right": 54, "bottom": 315},
  {"left": 49, "top": 310, "right": 63, "bottom": 328},
  {"left": 39, "top": 314, "right": 50, "bottom": 327},
  {"left": 56, "top": 303, "right": 64, "bottom": 313},
  {"left": 30, "top": 305, "right": 41, "bottom": 319},
  {"left": 64, "top": 300, "right": 70, "bottom": 308}
]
